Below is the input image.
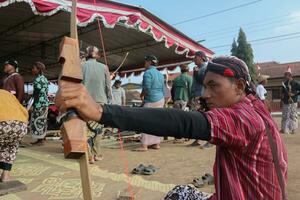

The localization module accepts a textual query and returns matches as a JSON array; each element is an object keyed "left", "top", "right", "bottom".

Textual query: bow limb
[{"left": 113, "top": 52, "right": 130, "bottom": 74}]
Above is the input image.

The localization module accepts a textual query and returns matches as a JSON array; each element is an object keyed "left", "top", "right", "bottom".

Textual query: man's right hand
[{"left": 55, "top": 83, "right": 102, "bottom": 122}]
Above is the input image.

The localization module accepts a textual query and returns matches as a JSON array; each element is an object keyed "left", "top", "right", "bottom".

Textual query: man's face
[
  {"left": 284, "top": 72, "right": 292, "bottom": 81},
  {"left": 203, "top": 71, "right": 243, "bottom": 108},
  {"left": 31, "top": 66, "right": 39, "bottom": 75},
  {"left": 144, "top": 60, "right": 151, "bottom": 68},
  {"left": 194, "top": 55, "right": 204, "bottom": 66},
  {"left": 115, "top": 83, "right": 121, "bottom": 88},
  {"left": 3, "top": 64, "right": 14, "bottom": 74}
]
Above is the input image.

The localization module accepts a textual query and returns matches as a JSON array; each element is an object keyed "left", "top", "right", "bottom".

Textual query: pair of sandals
[
  {"left": 132, "top": 164, "right": 157, "bottom": 175},
  {"left": 192, "top": 173, "right": 214, "bottom": 188}
]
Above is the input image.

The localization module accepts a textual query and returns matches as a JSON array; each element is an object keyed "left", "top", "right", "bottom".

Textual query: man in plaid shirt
[{"left": 56, "top": 56, "right": 287, "bottom": 200}]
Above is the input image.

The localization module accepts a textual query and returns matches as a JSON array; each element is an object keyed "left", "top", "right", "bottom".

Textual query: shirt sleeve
[
  {"left": 256, "top": 85, "right": 265, "bottom": 100},
  {"left": 205, "top": 108, "right": 251, "bottom": 149},
  {"left": 295, "top": 81, "right": 300, "bottom": 95},
  {"left": 104, "top": 65, "right": 112, "bottom": 103},
  {"left": 100, "top": 104, "right": 211, "bottom": 140},
  {"left": 15, "top": 75, "right": 24, "bottom": 103},
  {"left": 142, "top": 71, "right": 152, "bottom": 93},
  {"left": 187, "top": 77, "right": 193, "bottom": 99}
]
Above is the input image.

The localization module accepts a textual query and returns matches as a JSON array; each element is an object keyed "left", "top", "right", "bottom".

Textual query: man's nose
[{"left": 202, "top": 89, "right": 210, "bottom": 99}]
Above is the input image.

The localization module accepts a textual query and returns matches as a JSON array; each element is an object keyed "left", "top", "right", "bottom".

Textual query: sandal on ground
[
  {"left": 142, "top": 165, "right": 157, "bottom": 175},
  {"left": 202, "top": 173, "right": 214, "bottom": 185},
  {"left": 132, "top": 164, "right": 146, "bottom": 174},
  {"left": 189, "top": 140, "right": 202, "bottom": 146},
  {"left": 148, "top": 144, "right": 160, "bottom": 150},
  {"left": 132, "top": 147, "right": 148, "bottom": 152},
  {"left": 192, "top": 178, "right": 205, "bottom": 188},
  {"left": 173, "top": 139, "right": 185, "bottom": 144}
]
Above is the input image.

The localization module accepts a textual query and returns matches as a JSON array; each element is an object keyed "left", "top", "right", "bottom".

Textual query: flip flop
[
  {"left": 189, "top": 140, "right": 202, "bottom": 146},
  {"left": 132, "top": 147, "right": 148, "bottom": 152},
  {"left": 192, "top": 178, "right": 205, "bottom": 188},
  {"left": 142, "top": 165, "right": 157, "bottom": 175},
  {"left": 148, "top": 144, "right": 160, "bottom": 150},
  {"left": 202, "top": 173, "right": 214, "bottom": 185},
  {"left": 132, "top": 164, "right": 146, "bottom": 174}
]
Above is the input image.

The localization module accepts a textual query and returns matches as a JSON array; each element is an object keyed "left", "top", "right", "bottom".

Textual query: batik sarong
[
  {"left": 0, "top": 121, "right": 27, "bottom": 164},
  {"left": 164, "top": 185, "right": 212, "bottom": 200},
  {"left": 30, "top": 106, "right": 48, "bottom": 139},
  {"left": 281, "top": 103, "right": 298, "bottom": 133}
]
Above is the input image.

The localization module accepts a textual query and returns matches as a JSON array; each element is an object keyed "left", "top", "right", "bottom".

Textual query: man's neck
[{"left": 7, "top": 71, "right": 16, "bottom": 75}]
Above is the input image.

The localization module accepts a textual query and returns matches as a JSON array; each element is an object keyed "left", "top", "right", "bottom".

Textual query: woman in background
[{"left": 30, "top": 62, "right": 49, "bottom": 146}]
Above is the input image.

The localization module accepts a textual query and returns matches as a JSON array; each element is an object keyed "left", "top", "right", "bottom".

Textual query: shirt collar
[{"left": 147, "top": 66, "right": 156, "bottom": 71}]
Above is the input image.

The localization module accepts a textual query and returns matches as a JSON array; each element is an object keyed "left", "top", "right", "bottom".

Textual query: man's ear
[{"left": 235, "top": 79, "right": 246, "bottom": 95}]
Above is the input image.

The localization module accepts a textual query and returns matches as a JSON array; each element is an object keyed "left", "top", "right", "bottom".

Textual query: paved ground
[{"left": 0, "top": 117, "right": 299, "bottom": 200}]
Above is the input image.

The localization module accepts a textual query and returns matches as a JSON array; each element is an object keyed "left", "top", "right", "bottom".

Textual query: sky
[{"left": 115, "top": 0, "right": 300, "bottom": 63}]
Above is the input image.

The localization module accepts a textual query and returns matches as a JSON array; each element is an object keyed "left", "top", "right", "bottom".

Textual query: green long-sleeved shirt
[{"left": 172, "top": 72, "right": 193, "bottom": 102}]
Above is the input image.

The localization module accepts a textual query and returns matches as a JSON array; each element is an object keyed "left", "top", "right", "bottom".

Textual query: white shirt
[
  {"left": 112, "top": 86, "right": 126, "bottom": 106},
  {"left": 256, "top": 84, "right": 267, "bottom": 100}
]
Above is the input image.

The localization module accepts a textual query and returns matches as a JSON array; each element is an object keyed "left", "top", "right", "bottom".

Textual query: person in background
[
  {"left": 171, "top": 64, "right": 193, "bottom": 143},
  {"left": 190, "top": 51, "right": 212, "bottom": 148},
  {"left": 138, "top": 55, "right": 164, "bottom": 151},
  {"left": 2, "top": 60, "right": 24, "bottom": 103},
  {"left": 0, "top": 89, "right": 28, "bottom": 181},
  {"left": 280, "top": 67, "right": 300, "bottom": 134},
  {"left": 56, "top": 56, "right": 287, "bottom": 200},
  {"left": 256, "top": 74, "right": 270, "bottom": 111},
  {"left": 82, "top": 46, "right": 112, "bottom": 163},
  {"left": 171, "top": 64, "right": 193, "bottom": 111},
  {"left": 112, "top": 80, "right": 126, "bottom": 106},
  {"left": 30, "top": 62, "right": 49, "bottom": 146},
  {"left": 163, "top": 74, "right": 172, "bottom": 107}
]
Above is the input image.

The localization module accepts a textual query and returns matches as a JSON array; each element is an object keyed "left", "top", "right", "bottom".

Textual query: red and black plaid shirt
[{"left": 205, "top": 95, "right": 287, "bottom": 200}]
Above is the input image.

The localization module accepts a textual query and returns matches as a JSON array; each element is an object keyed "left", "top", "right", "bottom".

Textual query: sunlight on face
[{"left": 203, "top": 71, "right": 242, "bottom": 108}]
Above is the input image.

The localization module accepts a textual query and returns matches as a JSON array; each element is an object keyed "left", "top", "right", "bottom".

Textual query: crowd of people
[{"left": 0, "top": 46, "right": 299, "bottom": 199}]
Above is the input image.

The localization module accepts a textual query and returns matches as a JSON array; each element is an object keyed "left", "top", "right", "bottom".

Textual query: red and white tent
[{"left": 0, "top": 0, "right": 213, "bottom": 80}]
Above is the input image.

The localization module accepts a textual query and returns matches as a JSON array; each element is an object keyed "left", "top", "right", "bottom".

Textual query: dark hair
[
  {"left": 33, "top": 61, "right": 46, "bottom": 74},
  {"left": 4, "top": 60, "right": 19, "bottom": 69},
  {"left": 115, "top": 80, "right": 122, "bottom": 85},
  {"left": 145, "top": 55, "right": 158, "bottom": 66},
  {"left": 195, "top": 51, "right": 208, "bottom": 62}
]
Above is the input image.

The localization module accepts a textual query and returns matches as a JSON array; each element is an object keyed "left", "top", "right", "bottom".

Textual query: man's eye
[{"left": 208, "top": 84, "right": 216, "bottom": 88}]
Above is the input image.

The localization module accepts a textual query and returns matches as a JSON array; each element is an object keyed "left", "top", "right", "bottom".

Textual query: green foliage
[{"left": 231, "top": 28, "right": 257, "bottom": 82}]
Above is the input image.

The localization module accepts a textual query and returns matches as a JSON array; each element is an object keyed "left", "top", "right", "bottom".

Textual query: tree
[
  {"left": 231, "top": 39, "right": 238, "bottom": 56},
  {"left": 231, "top": 28, "right": 257, "bottom": 81}
]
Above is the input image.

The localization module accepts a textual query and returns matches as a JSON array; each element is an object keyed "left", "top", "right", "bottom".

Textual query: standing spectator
[
  {"left": 171, "top": 64, "right": 193, "bottom": 110},
  {"left": 2, "top": 60, "right": 24, "bottom": 103},
  {"left": 256, "top": 74, "right": 270, "bottom": 111},
  {"left": 0, "top": 90, "right": 28, "bottom": 181},
  {"left": 82, "top": 46, "right": 112, "bottom": 163},
  {"left": 256, "top": 75, "right": 269, "bottom": 101},
  {"left": 138, "top": 55, "right": 164, "bottom": 151},
  {"left": 112, "top": 80, "right": 126, "bottom": 106},
  {"left": 190, "top": 51, "right": 212, "bottom": 148},
  {"left": 163, "top": 74, "right": 172, "bottom": 106},
  {"left": 30, "top": 62, "right": 49, "bottom": 146},
  {"left": 281, "top": 67, "right": 300, "bottom": 134},
  {"left": 171, "top": 64, "right": 193, "bottom": 143}
]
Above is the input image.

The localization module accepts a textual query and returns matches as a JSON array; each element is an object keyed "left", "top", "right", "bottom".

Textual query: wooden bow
[{"left": 57, "top": 0, "right": 93, "bottom": 199}]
